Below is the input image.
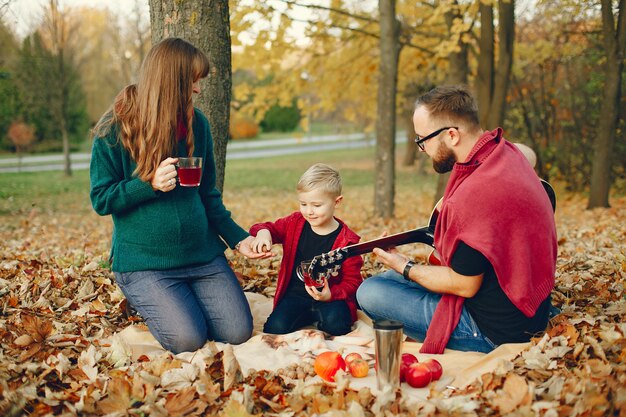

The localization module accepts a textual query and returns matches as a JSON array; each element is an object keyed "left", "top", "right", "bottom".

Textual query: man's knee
[{"left": 356, "top": 278, "right": 382, "bottom": 309}]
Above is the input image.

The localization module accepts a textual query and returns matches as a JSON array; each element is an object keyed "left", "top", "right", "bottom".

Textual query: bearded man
[{"left": 356, "top": 85, "right": 557, "bottom": 353}]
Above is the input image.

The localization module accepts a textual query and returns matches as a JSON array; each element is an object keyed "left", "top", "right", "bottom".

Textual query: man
[{"left": 356, "top": 85, "right": 557, "bottom": 354}]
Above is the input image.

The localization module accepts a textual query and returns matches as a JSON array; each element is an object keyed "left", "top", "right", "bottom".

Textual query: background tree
[
  {"left": 7, "top": 120, "right": 35, "bottom": 171},
  {"left": 588, "top": 0, "right": 625, "bottom": 208},
  {"left": 14, "top": 31, "right": 88, "bottom": 156},
  {"left": 477, "top": 0, "right": 515, "bottom": 128},
  {"left": 0, "top": 20, "right": 20, "bottom": 147},
  {"left": 37, "top": 0, "right": 83, "bottom": 176},
  {"left": 375, "top": 0, "right": 400, "bottom": 218},
  {"left": 149, "top": 0, "right": 232, "bottom": 191}
]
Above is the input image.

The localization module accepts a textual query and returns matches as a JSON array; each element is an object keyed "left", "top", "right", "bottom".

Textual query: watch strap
[{"left": 403, "top": 260, "right": 415, "bottom": 280}]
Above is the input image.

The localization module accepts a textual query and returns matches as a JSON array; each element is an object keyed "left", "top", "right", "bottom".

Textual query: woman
[{"left": 90, "top": 38, "right": 269, "bottom": 353}]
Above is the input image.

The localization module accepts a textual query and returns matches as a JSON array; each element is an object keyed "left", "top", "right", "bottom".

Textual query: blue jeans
[
  {"left": 114, "top": 256, "right": 253, "bottom": 354},
  {"left": 264, "top": 293, "right": 353, "bottom": 336},
  {"left": 356, "top": 270, "right": 496, "bottom": 353}
]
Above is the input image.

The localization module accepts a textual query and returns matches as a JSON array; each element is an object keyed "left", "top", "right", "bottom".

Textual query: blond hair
[
  {"left": 296, "top": 163, "right": 342, "bottom": 197},
  {"left": 92, "top": 38, "right": 209, "bottom": 182}
]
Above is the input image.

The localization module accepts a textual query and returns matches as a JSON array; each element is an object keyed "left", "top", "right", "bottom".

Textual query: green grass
[
  {"left": 0, "top": 146, "right": 436, "bottom": 216},
  {"left": 0, "top": 170, "right": 92, "bottom": 216}
]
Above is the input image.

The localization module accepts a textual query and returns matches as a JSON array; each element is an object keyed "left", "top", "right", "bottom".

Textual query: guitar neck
[{"left": 343, "top": 227, "right": 433, "bottom": 257}]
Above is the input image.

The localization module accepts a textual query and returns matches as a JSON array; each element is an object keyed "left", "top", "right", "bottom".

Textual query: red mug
[{"left": 176, "top": 157, "right": 202, "bottom": 187}]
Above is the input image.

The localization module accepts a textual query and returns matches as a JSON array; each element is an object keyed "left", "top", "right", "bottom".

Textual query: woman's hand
[
  {"left": 305, "top": 278, "right": 331, "bottom": 302},
  {"left": 151, "top": 157, "right": 178, "bottom": 192},
  {"left": 236, "top": 235, "right": 274, "bottom": 259}
]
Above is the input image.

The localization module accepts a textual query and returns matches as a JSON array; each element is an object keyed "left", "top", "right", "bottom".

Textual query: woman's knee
[
  {"left": 220, "top": 321, "right": 252, "bottom": 345},
  {"left": 158, "top": 328, "right": 207, "bottom": 354}
]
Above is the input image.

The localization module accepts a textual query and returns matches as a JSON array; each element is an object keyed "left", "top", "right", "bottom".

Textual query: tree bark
[
  {"left": 487, "top": 0, "right": 515, "bottom": 128},
  {"left": 401, "top": 81, "right": 421, "bottom": 167},
  {"left": 433, "top": 1, "right": 470, "bottom": 206},
  {"left": 588, "top": 0, "right": 625, "bottom": 208},
  {"left": 149, "top": 0, "right": 232, "bottom": 192},
  {"left": 374, "top": 0, "right": 400, "bottom": 219},
  {"left": 477, "top": 3, "right": 494, "bottom": 128}
]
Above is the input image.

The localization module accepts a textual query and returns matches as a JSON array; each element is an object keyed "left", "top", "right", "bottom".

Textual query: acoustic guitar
[{"left": 296, "top": 179, "right": 556, "bottom": 287}]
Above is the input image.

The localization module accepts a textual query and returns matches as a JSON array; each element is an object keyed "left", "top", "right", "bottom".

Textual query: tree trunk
[
  {"left": 149, "top": 0, "right": 232, "bottom": 192},
  {"left": 477, "top": 3, "right": 494, "bottom": 128},
  {"left": 487, "top": 0, "right": 515, "bottom": 128},
  {"left": 374, "top": 0, "right": 400, "bottom": 219},
  {"left": 433, "top": 2, "right": 469, "bottom": 206},
  {"left": 588, "top": 0, "right": 625, "bottom": 208},
  {"left": 401, "top": 81, "right": 421, "bottom": 167}
]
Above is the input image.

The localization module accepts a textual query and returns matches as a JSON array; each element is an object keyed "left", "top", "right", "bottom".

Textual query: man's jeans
[
  {"left": 115, "top": 256, "right": 253, "bottom": 354},
  {"left": 356, "top": 270, "right": 496, "bottom": 353}
]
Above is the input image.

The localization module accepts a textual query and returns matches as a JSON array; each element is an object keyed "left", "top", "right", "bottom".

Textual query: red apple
[
  {"left": 344, "top": 352, "right": 363, "bottom": 366},
  {"left": 314, "top": 351, "right": 346, "bottom": 382},
  {"left": 400, "top": 353, "right": 419, "bottom": 382},
  {"left": 348, "top": 358, "right": 369, "bottom": 378},
  {"left": 405, "top": 362, "right": 432, "bottom": 388},
  {"left": 423, "top": 359, "right": 443, "bottom": 380},
  {"left": 401, "top": 353, "right": 418, "bottom": 365}
]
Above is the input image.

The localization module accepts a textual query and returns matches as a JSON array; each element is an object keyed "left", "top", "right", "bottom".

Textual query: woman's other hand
[
  {"left": 151, "top": 157, "right": 179, "bottom": 192},
  {"left": 237, "top": 235, "right": 274, "bottom": 259}
]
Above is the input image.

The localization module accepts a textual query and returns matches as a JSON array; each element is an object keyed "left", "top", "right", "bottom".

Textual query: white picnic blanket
[{"left": 112, "top": 292, "right": 529, "bottom": 400}]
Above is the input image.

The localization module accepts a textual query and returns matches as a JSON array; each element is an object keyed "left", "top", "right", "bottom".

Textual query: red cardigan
[
  {"left": 421, "top": 129, "right": 557, "bottom": 354},
  {"left": 250, "top": 212, "right": 364, "bottom": 322}
]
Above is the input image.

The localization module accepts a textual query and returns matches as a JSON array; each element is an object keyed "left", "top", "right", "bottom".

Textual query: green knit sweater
[{"left": 90, "top": 109, "right": 248, "bottom": 272}]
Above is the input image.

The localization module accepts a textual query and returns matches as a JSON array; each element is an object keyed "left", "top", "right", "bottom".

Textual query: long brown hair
[{"left": 93, "top": 38, "right": 210, "bottom": 181}]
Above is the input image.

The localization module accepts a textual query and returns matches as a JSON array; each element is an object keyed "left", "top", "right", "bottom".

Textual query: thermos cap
[{"left": 373, "top": 319, "right": 403, "bottom": 330}]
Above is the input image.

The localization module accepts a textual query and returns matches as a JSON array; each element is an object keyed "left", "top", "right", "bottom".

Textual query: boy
[{"left": 250, "top": 163, "right": 363, "bottom": 336}]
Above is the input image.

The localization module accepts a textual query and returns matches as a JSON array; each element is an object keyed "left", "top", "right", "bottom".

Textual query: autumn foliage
[
  {"left": 229, "top": 116, "right": 259, "bottom": 140},
  {"left": 7, "top": 121, "right": 36, "bottom": 152},
  {"left": 0, "top": 187, "right": 624, "bottom": 415}
]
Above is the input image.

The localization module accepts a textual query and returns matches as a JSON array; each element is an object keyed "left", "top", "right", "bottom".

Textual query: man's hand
[
  {"left": 236, "top": 235, "right": 274, "bottom": 259},
  {"left": 373, "top": 247, "right": 410, "bottom": 275}
]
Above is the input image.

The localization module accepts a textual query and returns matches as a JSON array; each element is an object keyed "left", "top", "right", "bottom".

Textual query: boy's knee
[
  {"left": 319, "top": 321, "right": 351, "bottom": 336},
  {"left": 263, "top": 320, "right": 291, "bottom": 335}
]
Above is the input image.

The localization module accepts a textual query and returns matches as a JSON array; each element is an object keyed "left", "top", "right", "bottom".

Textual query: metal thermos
[{"left": 373, "top": 319, "right": 404, "bottom": 390}]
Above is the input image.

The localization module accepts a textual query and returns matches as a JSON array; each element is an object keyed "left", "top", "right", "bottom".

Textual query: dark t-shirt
[
  {"left": 450, "top": 241, "right": 551, "bottom": 345},
  {"left": 285, "top": 222, "right": 343, "bottom": 297}
]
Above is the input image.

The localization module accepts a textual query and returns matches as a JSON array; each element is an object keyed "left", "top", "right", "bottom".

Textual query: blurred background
[{"left": 0, "top": 0, "right": 624, "bottom": 202}]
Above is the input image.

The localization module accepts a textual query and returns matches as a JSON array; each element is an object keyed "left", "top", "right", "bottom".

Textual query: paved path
[{"left": 0, "top": 132, "right": 406, "bottom": 173}]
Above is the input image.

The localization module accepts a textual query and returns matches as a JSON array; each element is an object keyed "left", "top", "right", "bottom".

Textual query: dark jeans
[{"left": 264, "top": 293, "right": 353, "bottom": 336}]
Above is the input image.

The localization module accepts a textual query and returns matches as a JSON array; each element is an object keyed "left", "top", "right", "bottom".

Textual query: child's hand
[
  {"left": 251, "top": 229, "right": 273, "bottom": 253},
  {"left": 237, "top": 236, "right": 274, "bottom": 259},
  {"left": 305, "top": 278, "right": 331, "bottom": 302}
]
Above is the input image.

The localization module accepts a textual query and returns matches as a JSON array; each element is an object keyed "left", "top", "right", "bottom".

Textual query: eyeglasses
[{"left": 414, "top": 126, "right": 457, "bottom": 151}]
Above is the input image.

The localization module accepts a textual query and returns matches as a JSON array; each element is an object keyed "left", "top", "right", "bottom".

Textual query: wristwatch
[{"left": 403, "top": 260, "right": 415, "bottom": 281}]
